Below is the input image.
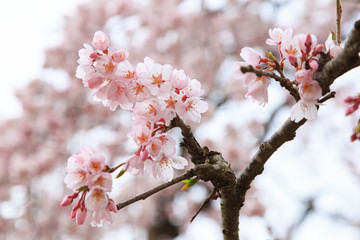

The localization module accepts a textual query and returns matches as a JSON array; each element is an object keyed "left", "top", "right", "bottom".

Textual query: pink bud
[
  {"left": 351, "top": 133, "right": 357, "bottom": 142},
  {"left": 345, "top": 106, "right": 355, "bottom": 116},
  {"left": 76, "top": 208, "right": 87, "bottom": 225},
  {"left": 112, "top": 50, "right": 129, "bottom": 63},
  {"left": 312, "top": 44, "right": 324, "bottom": 56},
  {"left": 288, "top": 55, "right": 298, "bottom": 68},
  {"left": 309, "top": 59, "right": 319, "bottom": 70},
  {"left": 140, "top": 149, "right": 149, "bottom": 161},
  {"left": 71, "top": 204, "right": 79, "bottom": 219},
  {"left": 344, "top": 96, "right": 355, "bottom": 103},
  {"left": 107, "top": 199, "right": 118, "bottom": 213},
  {"left": 60, "top": 195, "right": 74, "bottom": 207},
  {"left": 304, "top": 34, "right": 313, "bottom": 53},
  {"left": 92, "top": 31, "right": 110, "bottom": 50}
]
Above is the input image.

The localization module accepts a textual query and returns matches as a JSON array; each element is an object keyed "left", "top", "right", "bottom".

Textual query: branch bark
[{"left": 116, "top": 169, "right": 195, "bottom": 210}]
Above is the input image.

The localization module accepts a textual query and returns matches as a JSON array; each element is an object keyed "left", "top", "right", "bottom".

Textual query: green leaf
[
  {"left": 116, "top": 169, "right": 126, "bottom": 179},
  {"left": 76, "top": 186, "right": 89, "bottom": 192},
  {"left": 265, "top": 51, "right": 276, "bottom": 62},
  {"left": 181, "top": 178, "right": 199, "bottom": 191}
]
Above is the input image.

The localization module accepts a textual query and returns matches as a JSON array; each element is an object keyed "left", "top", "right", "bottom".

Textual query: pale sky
[{"left": 0, "top": 0, "right": 89, "bottom": 120}]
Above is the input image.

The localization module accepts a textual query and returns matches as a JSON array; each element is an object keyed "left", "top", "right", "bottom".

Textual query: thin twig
[
  {"left": 116, "top": 169, "right": 195, "bottom": 210},
  {"left": 190, "top": 187, "right": 218, "bottom": 223},
  {"left": 240, "top": 65, "right": 300, "bottom": 101},
  {"left": 336, "top": 0, "right": 342, "bottom": 45},
  {"left": 319, "top": 91, "right": 336, "bottom": 103},
  {"left": 105, "top": 162, "right": 125, "bottom": 173}
]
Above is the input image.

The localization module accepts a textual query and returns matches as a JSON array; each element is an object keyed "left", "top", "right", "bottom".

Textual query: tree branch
[
  {"left": 190, "top": 187, "right": 218, "bottom": 223},
  {"left": 236, "top": 20, "right": 360, "bottom": 210},
  {"left": 169, "top": 115, "right": 207, "bottom": 164},
  {"left": 240, "top": 65, "right": 300, "bottom": 101},
  {"left": 116, "top": 169, "right": 195, "bottom": 210},
  {"left": 336, "top": 0, "right": 342, "bottom": 46},
  {"left": 316, "top": 20, "right": 360, "bottom": 94},
  {"left": 194, "top": 153, "right": 239, "bottom": 240}
]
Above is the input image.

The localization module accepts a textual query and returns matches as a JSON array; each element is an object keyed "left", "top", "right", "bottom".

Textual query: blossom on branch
[{"left": 61, "top": 147, "right": 117, "bottom": 227}]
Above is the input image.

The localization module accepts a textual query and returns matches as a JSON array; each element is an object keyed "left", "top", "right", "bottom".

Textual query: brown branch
[
  {"left": 240, "top": 65, "right": 300, "bottom": 101},
  {"left": 316, "top": 20, "right": 360, "bottom": 95},
  {"left": 194, "top": 154, "right": 239, "bottom": 240},
  {"left": 190, "top": 187, "right": 218, "bottom": 223},
  {"left": 116, "top": 169, "right": 195, "bottom": 210},
  {"left": 104, "top": 162, "right": 124, "bottom": 173},
  {"left": 169, "top": 115, "right": 207, "bottom": 164},
  {"left": 336, "top": 0, "right": 342, "bottom": 45}
]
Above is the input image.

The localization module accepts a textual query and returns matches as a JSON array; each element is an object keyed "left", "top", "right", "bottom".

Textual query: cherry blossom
[
  {"left": 61, "top": 147, "right": 116, "bottom": 227},
  {"left": 232, "top": 47, "right": 270, "bottom": 105},
  {"left": 266, "top": 27, "right": 292, "bottom": 46},
  {"left": 92, "top": 31, "right": 110, "bottom": 50},
  {"left": 325, "top": 32, "right": 343, "bottom": 58}
]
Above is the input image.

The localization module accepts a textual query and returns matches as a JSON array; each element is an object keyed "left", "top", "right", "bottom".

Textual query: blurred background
[{"left": 1, "top": 0, "right": 360, "bottom": 239}]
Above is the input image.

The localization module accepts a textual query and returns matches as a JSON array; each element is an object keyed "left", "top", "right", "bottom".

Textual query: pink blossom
[
  {"left": 280, "top": 31, "right": 301, "bottom": 60},
  {"left": 85, "top": 187, "right": 109, "bottom": 211},
  {"left": 183, "top": 79, "right": 205, "bottom": 98},
  {"left": 84, "top": 153, "right": 106, "bottom": 174},
  {"left": 112, "top": 50, "right": 129, "bottom": 63},
  {"left": 325, "top": 33, "right": 342, "bottom": 58},
  {"left": 131, "top": 123, "right": 152, "bottom": 146},
  {"left": 245, "top": 76, "right": 270, "bottom": 106},
  {"left": 105, "top": 81, "right": 131, "bottom": 111},
  {"left": 240, "top": 47, "right": 261, "bottom": 66},
  {"left": 295, "top": 60, "right": 318, "bottom": 83},
  {"left": 176, "top": 97, "right": 208, "bottom": 123},
  {"left": 90, "top": 208, "right": 113, "bottom": 227},
  {"left": 115, "top": 60, "right": 137, "bottom": 83},
  {"left": 290, "top": 100, "right": 318, "bottom": 122},
  {"left": 296, "top": 33, "right": 317, "bottom": 54},
  {"left": 132, "top": 99, "right": 163, "bottom": 123},
  {"left": 124, "top": 154, "right": 145, "bottom": 175},
  {"left": 145, "top": 155, "right": 188, "bottom": 182},
  {"left": 298, "top": 81, "right": 322, "bottom": 102},
  {"left": 92, "top": 31, "right": 110, "bottom": 50},
  {"left": 77, "top": 43, "right": 95, "bottom": 65},
  {"left": 76, "top": 64, "right": 95, "bottom": 82},
  {"left": 126, "top": 81, "right": 151, "bottom": 103},
  {"left": 64, "top": 156, "right": 87, "bottom": 190},
  {"left": 88, "top": 172, "right": 113, "bottom": 192},
  {"left": 95, "top": 55, "right": 116, "bottom": 77},
  {"left": 137, "top": 57, "right": 173, "bottom": 96},
  {"left": 266, "top": 27, "right": 292, "bottom": 46},
  {"left": 86, "top": 73, "right": 105, "bottom": 89},
  {"left": 170, "top": 69, "right": 189, "bottom": 90}
]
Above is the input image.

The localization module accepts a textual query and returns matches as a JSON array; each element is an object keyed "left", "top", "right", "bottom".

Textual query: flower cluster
[
  {"left": 344, "top": 94, "right": 360, "bottom": 141},
  {"left": 75, "top": 31, "right": 208, "bottom": 182},
  {"left": 233, "top": 27, "right": 342, "bottom": 122},
  {"left": 60, "top": 147, "right": 117, "bottom": 227}
]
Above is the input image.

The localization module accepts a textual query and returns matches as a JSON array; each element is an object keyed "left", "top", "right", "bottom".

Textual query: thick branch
[
  {"left": 169, "top": 115, "right": 206, "bottom": 164},
  {"left": 240, "top": 65, "right": 300, "bottom": 101},
  {"left": 194, "top": 153, "right": 240, "bottom": 240},
  {"left": 316, "top": 20, "right": 360, "bottom": 94},
  {"left": 116, "top": 169, "right": 195, "bottom": 210},
  {"left": 236, "top": 118, "right": 306, "bottom": 205}
]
